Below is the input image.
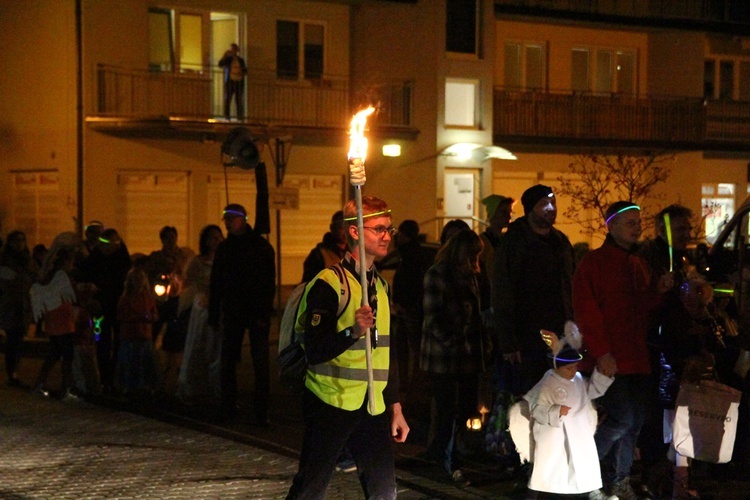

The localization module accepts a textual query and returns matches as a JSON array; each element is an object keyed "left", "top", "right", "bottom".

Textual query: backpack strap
[{"left": 330, "top": 263, "right": 350, "bottom": 318}]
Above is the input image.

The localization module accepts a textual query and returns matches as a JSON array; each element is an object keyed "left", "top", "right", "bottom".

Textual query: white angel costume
[
  {"left": 523, "top": 367, "right": 613, "bottom": 494},
  {"left": 508, "top": 322, "right": 614, "bottom": 495}
]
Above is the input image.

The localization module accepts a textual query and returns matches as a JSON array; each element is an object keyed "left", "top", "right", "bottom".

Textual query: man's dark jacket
[
  {"left": 492, "top": 216, "right": 575, "bottom": 354},
  {"left": 209, "top": 224, "right": 275, "bottom": 326}
]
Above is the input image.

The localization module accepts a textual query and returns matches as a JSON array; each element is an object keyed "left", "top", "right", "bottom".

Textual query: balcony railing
[
  {"left": 493, "top": 89, "right": 750, "bottom": 148},
  {"left": 94, "top": 64, "right": 414, "bottom": 129},
  {"left": 494, "top": 0, "right": 750, "bottom": 25}
]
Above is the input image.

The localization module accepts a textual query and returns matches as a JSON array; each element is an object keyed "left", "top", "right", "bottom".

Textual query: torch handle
[{"left": 354, "top": 185, "right": 377, "bottom": 415}]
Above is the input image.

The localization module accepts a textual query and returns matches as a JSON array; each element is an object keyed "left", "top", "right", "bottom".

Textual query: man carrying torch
[{"left": 286, "top": 110, "right": 409, "bottom": 500}]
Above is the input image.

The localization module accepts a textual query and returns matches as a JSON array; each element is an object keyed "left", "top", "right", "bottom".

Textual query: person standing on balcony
[{"left": 218, "top": 43, "right": 247, "bottom": 121}]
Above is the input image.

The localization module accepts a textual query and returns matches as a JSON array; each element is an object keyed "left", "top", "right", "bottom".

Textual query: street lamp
[{"left": 441, "top": 142, "right": 516, "bottom": 162}]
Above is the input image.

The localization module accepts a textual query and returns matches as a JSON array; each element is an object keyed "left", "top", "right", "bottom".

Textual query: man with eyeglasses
[
  {"left": 287, "top": 195, "right": 409, "bottom": 500},
  {"left": 573, "top": 201, "right": 673, "bottom": 500}
]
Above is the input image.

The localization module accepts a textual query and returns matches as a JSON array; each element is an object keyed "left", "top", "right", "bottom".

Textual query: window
[
  {"left": 277, "top": 20, "right": 325, "bottom": 80},
  {"left": 445, "top": 79, "right": 478, "bottom": 127},
  {"left": 446, "top": 0, "right": 479, "bottom": 56},
  {"left": 504, "top": 42, "right": 544, "bottom": 91},
  {"left": 703, "top": 57, "right": 750, "bottom": 101},
  {"left": 704, "top": 60, "right": 716, "bottom": 99},
  {"left": 148, "top": 8, "right": 208, "bottom": 73},
  {"left": 702, "top": 182, "right": 735, "bottom": 244},
  {"left": 720, "top": 61, "right": 735, "bottom": 100},
  {"left": 572, "top": 49, "right": 589, "bottom": 92},
  {"left": 573, "top": 47, "right": 635, "bottom": 95}
]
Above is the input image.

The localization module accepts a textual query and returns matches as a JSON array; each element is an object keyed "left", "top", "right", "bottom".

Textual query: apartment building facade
[{"left": 2, "top": 0, "right": 750, "bottom": 285}]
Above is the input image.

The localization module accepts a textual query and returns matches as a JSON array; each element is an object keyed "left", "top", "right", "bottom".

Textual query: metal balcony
[
  {"left": 89, "top": 64, "right": 416, "bottom": 142},
  {"left": 493, "top": 88, "right": 750, "bottom": 151}
]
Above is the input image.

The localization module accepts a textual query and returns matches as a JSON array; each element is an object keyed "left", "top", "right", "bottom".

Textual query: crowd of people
[
  {"left": 1, "top": 187, "right": 749, "bottom": 500},
  {"left": 0, "top": 204, "right": 275, "bottom": 415}
]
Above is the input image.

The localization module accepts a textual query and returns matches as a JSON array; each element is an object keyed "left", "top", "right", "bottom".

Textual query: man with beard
[{"left": 492, "top": 184, "right": 575, "bottom": 395}]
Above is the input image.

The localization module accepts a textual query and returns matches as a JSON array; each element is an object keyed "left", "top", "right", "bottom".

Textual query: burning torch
[{"left": 348, "top": 106, "right": 376, "bottom": 414}]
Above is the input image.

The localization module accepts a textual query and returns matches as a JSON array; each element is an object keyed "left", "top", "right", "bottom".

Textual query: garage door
[{"left": 117, "top": 171, "right": 191, "bottom": 256}]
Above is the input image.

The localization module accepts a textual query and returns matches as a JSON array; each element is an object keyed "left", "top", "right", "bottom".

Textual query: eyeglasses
[{"left": 363, "top": 225, "right": 397, "bottom": 237}]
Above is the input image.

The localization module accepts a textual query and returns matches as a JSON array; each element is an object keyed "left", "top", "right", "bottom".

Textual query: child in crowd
[
  {"left": 116, "top": 268, "right": 160, "bottom": 396},
  {"left": 512, "top": 322, "right": 615, "bottom": 500}
]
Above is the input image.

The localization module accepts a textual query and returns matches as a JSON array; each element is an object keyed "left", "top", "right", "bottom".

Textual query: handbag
[{"left": 673, "top": 379, "right": 741, "bottom": 463}]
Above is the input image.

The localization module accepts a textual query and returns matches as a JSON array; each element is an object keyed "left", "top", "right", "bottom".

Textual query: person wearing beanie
[
  {"left": 492, "top": 184, "right": 575, "bottom": 395},
  {"left": 573, "top": 201, "right": 672, "bottom": 499},
  {"left": 518, "top": 323, "right": 615, "bottom": 499}
]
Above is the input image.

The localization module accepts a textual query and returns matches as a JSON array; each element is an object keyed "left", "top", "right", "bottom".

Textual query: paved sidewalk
[{"left": 0, "top": 384, "right": 357, "bottom": 499}]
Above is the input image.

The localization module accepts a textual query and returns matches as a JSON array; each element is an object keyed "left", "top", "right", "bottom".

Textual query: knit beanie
[{"left": 520, "top": 184, "right": 553, "bottom": 215}]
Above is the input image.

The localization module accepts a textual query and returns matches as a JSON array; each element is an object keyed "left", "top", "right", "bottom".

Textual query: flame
[{"left": 348, "top": 106, "right": 375, "bottom": 163}]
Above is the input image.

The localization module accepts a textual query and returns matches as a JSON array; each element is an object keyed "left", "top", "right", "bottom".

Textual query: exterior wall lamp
[{"left": 441, "top": 142, "right": 516, "bottom": 162}]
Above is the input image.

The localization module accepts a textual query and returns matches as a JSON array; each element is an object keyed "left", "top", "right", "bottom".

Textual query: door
[{"left": 444, "top": 169, "right": 479, "bottom": 231}]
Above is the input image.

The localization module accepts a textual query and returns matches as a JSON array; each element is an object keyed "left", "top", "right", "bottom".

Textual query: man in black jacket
[
  {"left": 492, "top": 185, "right": 575, "bottom": 395},
  {"left": 209, "top": 203, "right": 275, "bottom": 425}
]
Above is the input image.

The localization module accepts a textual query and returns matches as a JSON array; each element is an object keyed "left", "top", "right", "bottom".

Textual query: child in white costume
[{"left": 515, "top": 322, "right": 615, "bottom": 498}]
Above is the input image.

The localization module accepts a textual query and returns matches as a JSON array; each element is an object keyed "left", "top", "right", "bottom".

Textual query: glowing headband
[
  {"left": 222, "top": 209, "right": 247, "bottom": 218},
  {"left": 98, "top": 236, "right": 111, "bottom": 244},
  {"left": 343, "top": 209, "right": 392, "bottom": 222},
  {"left": 605, "top": 204, "right": 640, "bottom": 225}
]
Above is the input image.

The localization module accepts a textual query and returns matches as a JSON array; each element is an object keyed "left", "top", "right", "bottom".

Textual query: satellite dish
[{"left": 221, "top": 127, "right": 261, "bottom": 170}]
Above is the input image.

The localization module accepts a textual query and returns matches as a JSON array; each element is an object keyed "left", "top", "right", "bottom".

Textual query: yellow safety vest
[{"left": 299, "top": 266, "right": 391, "bottom": 415}]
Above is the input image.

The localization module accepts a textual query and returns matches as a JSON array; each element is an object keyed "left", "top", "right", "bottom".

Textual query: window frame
[
  {"left": 276, "top": 19, "right": 327, "bottom": 81},
  {"left": 444, "top": 78, "right": 480, "bottom": 129},
  {"left": 503, "top": 41, "right": 546, "bottom": 91},
  {"left": 446, "top": 0, "right": 480, "bottom": 59},
  {"left": 571, "top": 46, "right": 636, "bottom": 96}
]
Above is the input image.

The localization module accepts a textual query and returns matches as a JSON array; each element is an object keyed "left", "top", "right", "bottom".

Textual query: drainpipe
[{"left": 75, "top": 0, "right": 84, "bottom": 235}]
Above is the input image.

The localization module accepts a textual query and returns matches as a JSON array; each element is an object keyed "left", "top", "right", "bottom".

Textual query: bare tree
[{"left": 556, "top": 152, "right": 673, "bottom": 238}]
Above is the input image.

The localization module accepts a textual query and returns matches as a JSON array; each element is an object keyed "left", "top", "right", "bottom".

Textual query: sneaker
[
  {"left": 450, "top": 469, "right": 470, "bottom": 485},
  {"left": 61, "top": 390, "right": 81, "bottom": 402},
  {"left": 33, "top": 385, "right": 50, "bottom": 398},
  {"left": 611, "top": 477, "right": 638, "bottom": 500},
  {"left": 335, "top": 458, "right": 357, "bottom": 473},
  {"left": 589, "top": 489, "right": 618, "bottom": 500}
]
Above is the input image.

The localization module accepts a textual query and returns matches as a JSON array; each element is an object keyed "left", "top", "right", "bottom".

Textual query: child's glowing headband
[
  {"left": 605, "top": 205, "right": 640, "bottom": 225},
  {"left": 343, "top": 209, "right": 392, "bottom": 222}
]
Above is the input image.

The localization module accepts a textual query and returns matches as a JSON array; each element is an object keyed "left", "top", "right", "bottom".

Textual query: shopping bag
[{"left": 673, "top": 380, "right": 741, "bottom": 463}]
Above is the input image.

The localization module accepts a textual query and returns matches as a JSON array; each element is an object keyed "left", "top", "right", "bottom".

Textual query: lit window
[
  {"left": 148, "top": 8, "right": 207, "bottom": 73},
  {"left": 445, "top": 79, "right": 478, "bottom": 127}
]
